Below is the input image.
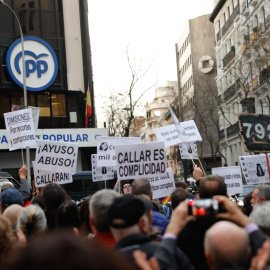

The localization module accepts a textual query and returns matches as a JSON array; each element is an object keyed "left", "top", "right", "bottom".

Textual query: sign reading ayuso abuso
[{"left": 6, "top": 36, "right": 58, "bottom": 91}]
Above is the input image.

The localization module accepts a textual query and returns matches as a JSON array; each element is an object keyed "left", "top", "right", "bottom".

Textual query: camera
[{"left": 189, "top": 199, "right": 219, "bottom": 216}]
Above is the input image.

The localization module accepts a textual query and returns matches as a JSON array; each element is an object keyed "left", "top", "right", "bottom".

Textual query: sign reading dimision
[{"left": 6, "top": 36, "right": 58, "bottom": 91}]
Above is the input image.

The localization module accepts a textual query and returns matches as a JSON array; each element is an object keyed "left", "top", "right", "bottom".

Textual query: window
[{"left": 51, "top": 94, "right": 66, "bottom": 116}]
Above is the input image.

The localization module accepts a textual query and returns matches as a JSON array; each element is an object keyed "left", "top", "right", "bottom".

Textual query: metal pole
[{"left": 0, "top": 1, "right": 31, "bottom": 186}]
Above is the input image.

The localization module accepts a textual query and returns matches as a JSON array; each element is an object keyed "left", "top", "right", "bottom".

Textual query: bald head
[
  {"left": 204, "top": 221, "right": 250, "bottom": 270},
  {"left": 3, "top": 204, "right": 23, "bottom": 232}
]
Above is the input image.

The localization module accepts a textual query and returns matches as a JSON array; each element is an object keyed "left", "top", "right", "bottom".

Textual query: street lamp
[{"left": 0, "top": 0, "right": 31, "bottom": 185}]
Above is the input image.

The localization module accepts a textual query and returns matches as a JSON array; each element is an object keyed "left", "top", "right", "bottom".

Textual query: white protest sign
[
  {"left": 97, "top": 136, "right": 141, "bottom": 167},
  {"left": 115, "top": 141, "right": 167, "bottom": 180},
  {"left": 91, "top": 154, "right": 114, "bottom": 182},
  {"left": 212, "top": 166, "right": 243, "bottom": 195},
  {"left": 179, "top": 141, "right": 198, "bottom": 160},
  {"left": 169, "top": 107, "right": 189, "bottom": 142},
  {"left": 35, "top": 140, "right": 78, "bottom": 174},
  {"left": 146, "top": 167, "right": 175, "bottom": 199},
  {"left": 239, "top": 154, "right": 270, "bottom": 185},
  {"left": 29, "top": 106, "right": 40, "bottom": 131},
  {"left": 4, "top": 108, "right": 36, "bottom": 151},
  {"left": 180, "top": 120, "right": 202, "bottom": 142},
  {"left": 154, "top": 124, "right": 181, "bottom": 147},
  {"left": 33, "top": 161, "right": 73, "bottom": 188}
]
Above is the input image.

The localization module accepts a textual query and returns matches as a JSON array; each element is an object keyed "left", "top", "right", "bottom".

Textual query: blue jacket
[{"left": 152, "top": 208, "right": 170, "bottom": 235}]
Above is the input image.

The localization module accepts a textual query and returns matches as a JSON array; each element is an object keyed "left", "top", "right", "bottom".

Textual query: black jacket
[{"left": 115, "top": 234, "right": 195, "bottom": 270}]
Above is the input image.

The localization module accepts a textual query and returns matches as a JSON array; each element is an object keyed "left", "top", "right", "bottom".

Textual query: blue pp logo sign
[{"left": 6, "top": 36, "right": 58, "bottom": 91}]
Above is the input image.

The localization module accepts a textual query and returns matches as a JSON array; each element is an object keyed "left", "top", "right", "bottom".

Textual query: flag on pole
[{"left": 85, "top": 87, "right": 92, "bottom": 128}]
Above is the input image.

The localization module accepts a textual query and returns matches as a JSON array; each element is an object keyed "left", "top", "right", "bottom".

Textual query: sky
[{"left": 88, "top": 0, "right": 214, "bottom": 127}]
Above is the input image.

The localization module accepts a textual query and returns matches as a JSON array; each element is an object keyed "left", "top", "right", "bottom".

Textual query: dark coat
[
  {"left": 115, "top": 234, "right": 195, "bottom": 270},
  {"left": 152, "top": 208, "right": 169, "bottom": 235}
]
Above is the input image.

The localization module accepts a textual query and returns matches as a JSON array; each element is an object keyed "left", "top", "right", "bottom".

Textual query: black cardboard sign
[{"left": 238, "top": 113, "right": 270, "bottom": 152}]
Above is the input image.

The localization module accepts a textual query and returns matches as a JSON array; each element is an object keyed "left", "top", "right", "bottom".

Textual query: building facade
[
  {"left": 0, "top": 0, "right": 103, "bottom": 178},
  {"left": 210, "top": 0, "right": 270, "bottom": 166},
  {"left": 175, "top": 14, "right": 221, "bottom": 171}
]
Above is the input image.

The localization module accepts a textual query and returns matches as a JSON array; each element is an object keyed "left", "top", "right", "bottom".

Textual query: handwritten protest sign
[
  {"left": 4, "top": 108, "right": 36, "bottom": 151},
  {"left": 97, "top": 136, "right": 141, "bottom": 167},
  {"left": 180, "top": 120, "right": 202, "bottom": 142},
  {"left": 115, "top": 142, "right": 167, "bottom": 180},
  {"left": 154, "top": 124, "right": 181, "bottom": 147},
  {"left": 33, "top": 161, "right": 73, "bottom": 188},
  {"left": 212, "top": 166, "right": 243, "bottom": 195},
  {"left": 239, "top": 154, "right": 270, "bottom": 185},
  {"left": 35, "top": 140, "right": 78, "bottom": 174},
  {"left": 91, "top": 154, "right": 114, "bottom": 182},
  {"left": 179, "top": 141, "right": 198, "bottom": 160},
  {"left": 146, "top": 167, "right": 175, "bottom": 199},
  {"left": 169, "top": 107, "right": 202, "bottom": 142}
]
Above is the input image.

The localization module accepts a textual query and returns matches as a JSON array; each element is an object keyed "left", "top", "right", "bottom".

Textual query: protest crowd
[{"left": 1, "top": 163, "right": 270, "bottom": 270}]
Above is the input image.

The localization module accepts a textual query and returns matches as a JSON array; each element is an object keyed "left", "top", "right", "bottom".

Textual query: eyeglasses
[{"left": 123, "top": 184, "right": 131, "bottom": 189}]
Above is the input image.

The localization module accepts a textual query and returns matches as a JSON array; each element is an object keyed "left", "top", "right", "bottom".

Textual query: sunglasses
[{"left": 123, "top": 184, "right": 131, "bottom": 189}]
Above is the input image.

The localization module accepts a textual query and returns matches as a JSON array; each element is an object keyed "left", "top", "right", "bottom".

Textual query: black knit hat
[{"left": 108, "top": 195, "right": 146, "bottom": 229}]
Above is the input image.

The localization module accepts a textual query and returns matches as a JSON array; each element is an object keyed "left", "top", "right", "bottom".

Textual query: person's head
[
  {"left": 79, "top": 197, "right": 92, "bottom": 236},
  {"left": 250, "top": 201, "right": 270, "bottom": 238},
  {"left": 89, "top": 189, "right": 120, "bottom": 233},
  {"left": 0, "top": 181, "right": 14, "bottom": 193},
  {"left": 0, "top": 188, "right": 23, "bottom": 213},
  {"left": 204, "top": 221, "right": 250, "bottom": 270},
  {"left": 56, "top": 200, "right": 80, "bottom": 232},
  {"left": 17, "top": 204, "right": 47, "bottom": 240},
  {"left": 175, "top": 181, "right": 189, "bottom": 191},
  {"left": 170, "top": 187, "right": 189, "bottom": 210},
  {"left": 2, "top": 232, "right": 131, "bottom": 270},
  {"left": 122, "top": 180, "right": 132, "bottom": 195},
  {"left": 108, "top": 195, "right": 150, "bottom": 241},
  {"left": 251, "top": 185, "right": 270, "bottom": 206},
  {"left": 131, "top": 179, "right": 152, "bottom": 199},
  {"left": 241, "top": 191, "right": 253, "bottom": 216},
  {"left": 0, "top": 215, "right": 16, "bottom": 264},
  {"left": 199, "top": 176, "right": 227, "bottom": 199},
  {"left": 41, "top": 183, "right": 66, "bottom": 230},
  {"left": 3, "top": 204, "right": 23, "bottom": 234}
]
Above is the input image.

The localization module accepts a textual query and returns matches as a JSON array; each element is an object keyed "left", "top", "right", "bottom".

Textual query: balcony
[
  {"left": 219, "top": 129, "right": 225, "bottom": 140},
  {"left": 259, "top": 66, "right": 270, "bottom": 85},
  {"left": 264, "top": 14, "right": 270, "bottom": 34},
  {"left": 216, "top": 31, "right": 221, "bottom": 42},
  {"left": 243, "top": 37, "right": 251, "bottom": 56},
  {"left": 223, "top": 47, "right": 235, "bottom": 68},
  {"left": 242, "top": 0, "right": 250, "bottom": 16},
  {"left": 224, "top": 79, "right": 240, "bottom": 102},
  {"left": 227, "top": 123, "right": 239, "bottom": 137},
  {"left": 222, "top": 14, "right": 234, "bottom": 36}
]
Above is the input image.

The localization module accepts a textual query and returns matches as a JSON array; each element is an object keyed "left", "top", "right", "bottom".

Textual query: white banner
[
  {"left": 154, "top": 124, "right": 181, "bottom": 147},
  {"left": 91, "top": 154, "right": 114, "bottom": 182},
  {"left": 212, "top": 166, "right": 243, "bottom": 195},
  {"left": 4, "top": 108, "right": 36, "bottom": 151},
  {"left": 35, "top": 140, "right": 78, "bottom": 174},
  {"left": 179, "top": 141, "right": 198, "bottom": 160},
  {"left": 239, "top": 154, "right": 270, "bottom": 185},
  {"left": 97, "top": 136, "right": 141, "bottom": 167},
  {"left": 146, "top": 167, "right": 175, "bottom": 199},
  {"left": 115, "top": 142, "right": 167, "bottom": 180},
  {"left": 0, "top": 128, "right": 108, "bottom": 149},
  {"left": 33, "top": 161, "right": 73, "bottom": 188}
]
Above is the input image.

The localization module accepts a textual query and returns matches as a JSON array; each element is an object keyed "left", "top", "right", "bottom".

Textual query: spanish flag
[
  {"left": 85, "top": 87, "right": 92, "bottom": 128},
  {"left": 161, "top": 196, "right": 171, "bottom": 204}
]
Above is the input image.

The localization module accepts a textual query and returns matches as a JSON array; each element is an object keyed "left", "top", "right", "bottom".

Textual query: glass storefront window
[
  {"left": 51, "top": 94, "right": 66, "bottom": 116},
  {"left": 37, "top": 93, "right": 50, "bottom": 116},
  {"left": 0, "top": 93, "right": 10, "bottom": 116},
  {"left": 12, "top": 92, "right": 35, "bottom": 107}
]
